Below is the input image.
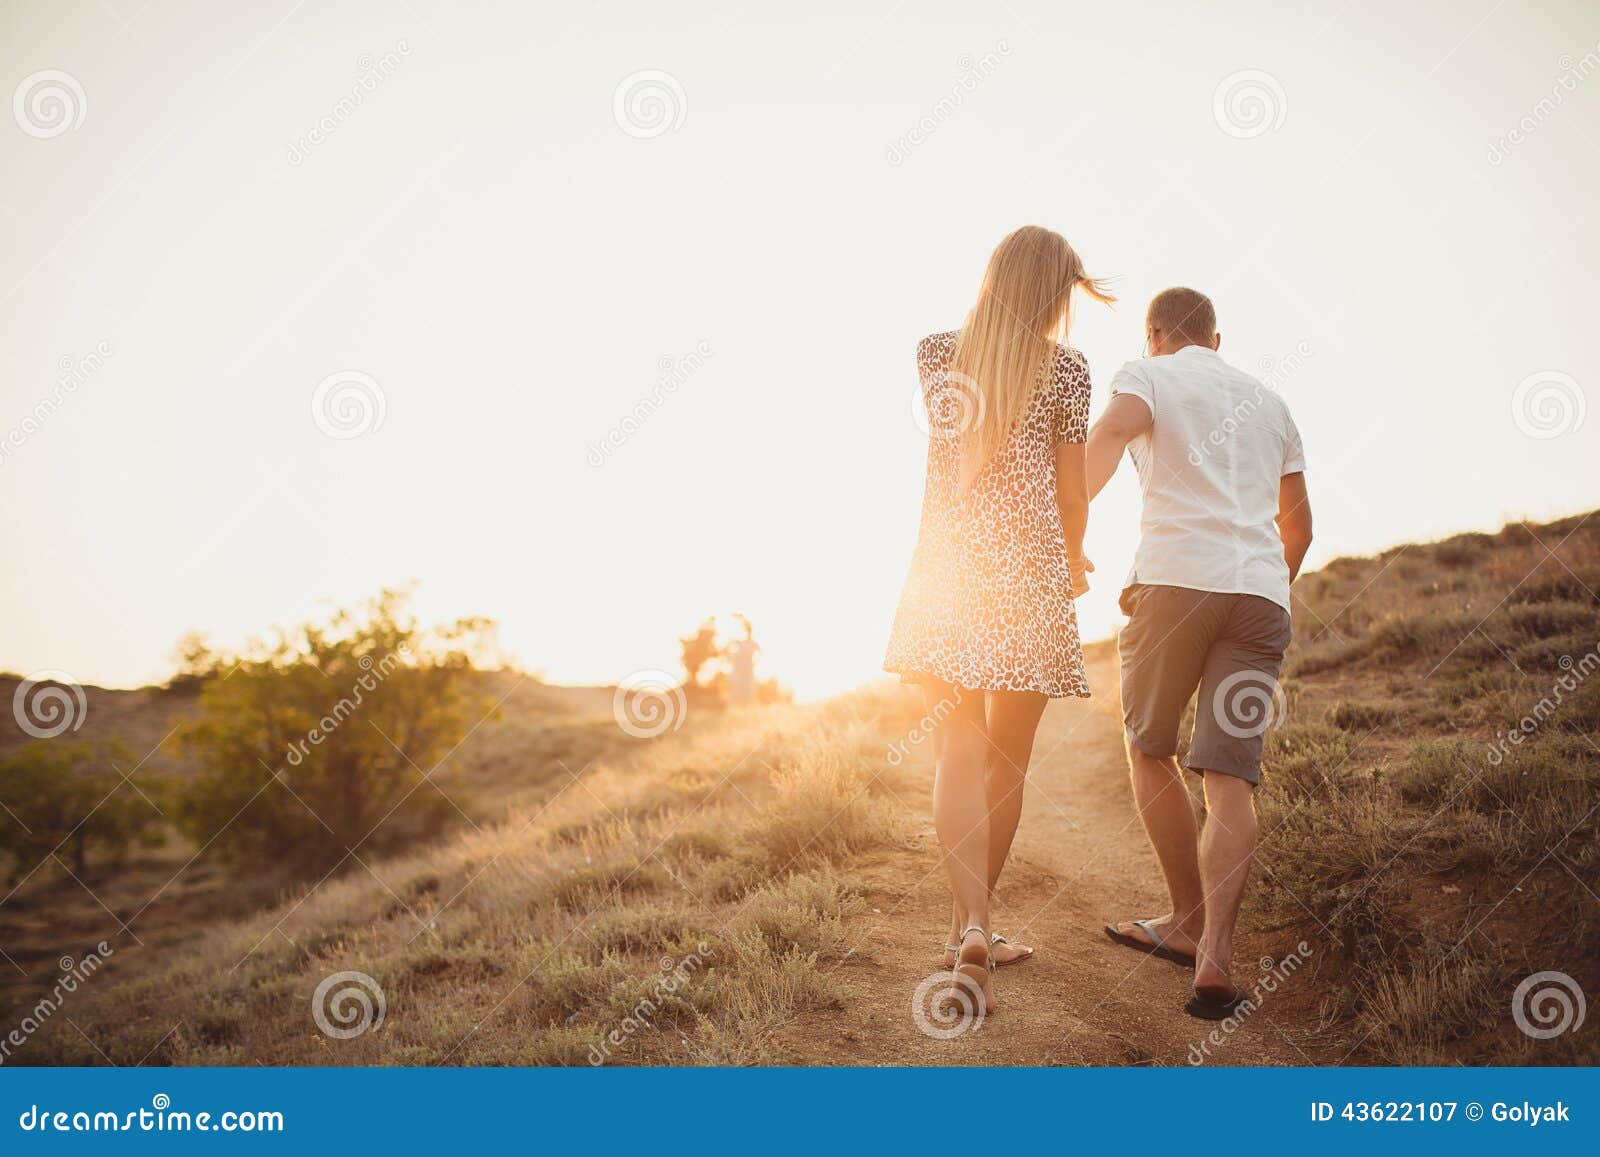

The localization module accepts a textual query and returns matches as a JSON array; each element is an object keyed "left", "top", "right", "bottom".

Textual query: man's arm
[
  {"left": 1277, "top": 471, "right": 1313, "bottom": 582},
  {"left": 1086, "top": 393, "right": 1153, "bottom": 499}
]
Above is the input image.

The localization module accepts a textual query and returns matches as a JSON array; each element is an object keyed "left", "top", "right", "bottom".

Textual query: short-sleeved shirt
[
  {"left": 1109, "top": 345, "right": 1305, "bottom": 612},
  {"left": 883, "top": 330, "right": 1093, "bottom": 697}
]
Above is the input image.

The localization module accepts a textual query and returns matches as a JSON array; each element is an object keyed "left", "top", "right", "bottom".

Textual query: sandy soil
[{"left": 772, "top": 653, "right": 1359, "bottom": 1066}]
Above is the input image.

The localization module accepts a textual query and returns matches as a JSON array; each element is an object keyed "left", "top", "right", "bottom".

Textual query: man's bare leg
[
  {"left": 1110, "top": 744, "right": 1206, "bottom": 955},
  {"left": 1193, "top": 770, "right": 1258, "bottom": 993}
]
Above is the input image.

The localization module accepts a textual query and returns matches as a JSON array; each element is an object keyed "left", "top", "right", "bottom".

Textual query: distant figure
[
  {"left": 726, "top": 617, "right": 759, "bottom": 707},
  {"left": 1087, "top": 286, "right": 1314, "bottom": 1021},
  {"left": 883, "top": 225, "right": 1109, "bottom": 1017}
]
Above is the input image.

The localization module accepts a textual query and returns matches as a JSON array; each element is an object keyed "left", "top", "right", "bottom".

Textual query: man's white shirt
[{"left": 1108, "top": 345, "right": 1305, "bottom": 612}]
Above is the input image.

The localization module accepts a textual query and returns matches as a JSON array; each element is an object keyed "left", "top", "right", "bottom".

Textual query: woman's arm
[{"left": 1056, "top": 441, "right": 1093, "bottom": 596}]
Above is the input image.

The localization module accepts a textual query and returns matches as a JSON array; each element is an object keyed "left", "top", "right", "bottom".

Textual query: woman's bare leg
[
  {"left": 947, "top": 690, "right": 1048, "bottom": 961},
  {"left": 925, "top": 681, "right": 993, "bottom": 1007},
  {"left": 983, "top": 690, "right": 1049, "bottom": 890}
]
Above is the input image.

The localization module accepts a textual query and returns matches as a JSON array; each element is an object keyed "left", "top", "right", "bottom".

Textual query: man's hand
[{"left": 1069, "top": 554, "right": 1094, "bottom": 599}]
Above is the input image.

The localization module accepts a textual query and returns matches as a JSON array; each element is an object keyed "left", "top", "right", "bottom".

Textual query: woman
[{"left": 884, "top": 225, "right": 1109, "bottom": 1014}]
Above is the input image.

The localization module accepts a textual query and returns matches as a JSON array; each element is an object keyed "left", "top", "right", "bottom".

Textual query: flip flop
[
  {"left": 1185, "top": 984, "right": 1250, "bottom": 1021},
  {"left": 942, "top": 932, "right": 1034, "bottom": 968},
  {"left": 1102, "top": 918, "right": 1197, "bottom": 969}
]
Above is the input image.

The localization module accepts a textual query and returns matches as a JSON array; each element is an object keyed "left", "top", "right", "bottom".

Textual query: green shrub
[
  {"left": 585, "top": 907, "right": 703, "bottom": 955},
  {"left": 1507, "top": 571, "right": 1598, "bottom": 606},
  {"left": 1433, "top": 535, "right": 1492, "bottom": 568},
  {"left": 739, "top": 759, "right": 904, "bottom": 871},
  {"left": 1327, "top": 700, "right": 1397, "bottom": 732},
  {"left": 527, "top": 947, "right": 629, "bottom": 1025},
  {"left": 0, "top": 740, "right": 160, "bottom": 881},
  {"left": 173, "top": 590, "right": 491, "bottom": 871},
  {"left": 1391, "top": 739, "right": 1476, "bottom": 805},
  {"left": 734, "top": 870, "right": 861, "bottom": 960},
  {"left": 1262, "top": 722, "right": 1353, "bottom": 797},
  {"left": 1510, "top": 634, "right": 1598, "bottom": 673},
  {"left": 551, "top": 861, "right": 669, "bottom": 911},
  {"left": 659, "top": 828, "right": 732, "bottom": 862},
  {"left": 1503, "top": 601, "right": 1600, "bottom": 643},
  {"left": 513, "top": 1025, "right": 609, "bottom": 1066},
  {"left": 1366, "top": 613, "right": 1477, "bottom": 661}
]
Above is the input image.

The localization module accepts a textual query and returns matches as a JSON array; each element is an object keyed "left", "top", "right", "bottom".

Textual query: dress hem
[{"left": 884, "top": 665, "right": 1091, "bottom": 700}]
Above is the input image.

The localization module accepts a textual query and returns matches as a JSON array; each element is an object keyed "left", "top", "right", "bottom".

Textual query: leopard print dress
[{"left": 883, "top": 331, "right": 1092, "bottom": 698}]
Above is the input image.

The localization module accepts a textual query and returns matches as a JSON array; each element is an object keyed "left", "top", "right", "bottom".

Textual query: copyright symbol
[{"left": 1466, "top": 1102, "right": 1483, "bottom": 1121}]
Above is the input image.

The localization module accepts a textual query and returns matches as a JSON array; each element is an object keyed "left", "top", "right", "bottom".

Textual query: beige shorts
[{"left": 1117, "top": 583, "right": 1293, "bottom": 785}]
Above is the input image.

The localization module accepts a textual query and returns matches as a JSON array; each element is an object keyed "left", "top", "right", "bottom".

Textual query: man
[{"left": 1086, "top": 287, "right": 1313, "bottom": 1019}]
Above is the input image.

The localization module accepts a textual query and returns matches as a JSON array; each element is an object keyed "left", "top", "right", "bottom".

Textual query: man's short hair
[{"left": 1146, "top": 287, "right": 1216, "bottom": 344}]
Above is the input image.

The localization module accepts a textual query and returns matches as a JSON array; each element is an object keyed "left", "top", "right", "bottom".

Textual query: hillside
[
  {"left": 0, "top": 672, "right": 618, "bottom": 763},
  {"left": 3, "top": 511, "right": 1597, "bottom": 1066},
  {"left": 1256, "top": 509, "right": 1600, "bottom": 1063},
  {"left": 0, "top": 671, "right": 636, "bottom": 1018}
]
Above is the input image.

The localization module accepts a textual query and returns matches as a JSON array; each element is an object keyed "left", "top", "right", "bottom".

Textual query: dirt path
[{"left": 777, "top": 652, "right": 1353, "bottom": 1065}]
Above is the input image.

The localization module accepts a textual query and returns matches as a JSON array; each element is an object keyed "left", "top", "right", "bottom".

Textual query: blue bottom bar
[{"left": 3, "top": 1067, "right": 1595, "bottom": 1152}]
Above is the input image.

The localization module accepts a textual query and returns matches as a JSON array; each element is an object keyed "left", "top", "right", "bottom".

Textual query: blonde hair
[{"left": 948, "top": 226, "right": 1113, "bottom": 491}]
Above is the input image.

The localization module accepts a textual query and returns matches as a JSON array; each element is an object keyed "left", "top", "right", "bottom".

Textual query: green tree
[
  {"left": 173, "top": 590, "right": 491, "bottom": 871},
  {"left": 679, "top": 617, "right": 720, "bottom": 687},
  {"left": 167, "top": 630, "right": 225, "bottom": 692},
  {"left": 0, "top": 741, "right": 160, "bottom": 882}
]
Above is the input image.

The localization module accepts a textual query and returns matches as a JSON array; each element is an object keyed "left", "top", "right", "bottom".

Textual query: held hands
[{"left": 1068, "top": 554, "right": 1094, "bottom": 599}]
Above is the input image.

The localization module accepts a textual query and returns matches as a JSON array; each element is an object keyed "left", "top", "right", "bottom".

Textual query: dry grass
[
  {"left": 0, "top": 677, "right": 638, "bottom": 1021},
  {"left": 1249, "top": 511, "right": 1600, "bottom": 1063},
  {"left": 8, "top": 514, "right": 1597, "bottom": 1068},
  {"left": 11, "top": 686, "right": 918, "bottom": 1066}
]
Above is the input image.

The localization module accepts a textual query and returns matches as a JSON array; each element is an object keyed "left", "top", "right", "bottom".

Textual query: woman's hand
[{"left": 1068, "top": 554, "right": 1094, "bottom": 598}]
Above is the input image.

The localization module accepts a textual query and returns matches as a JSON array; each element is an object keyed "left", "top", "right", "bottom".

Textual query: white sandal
[
  {"left": 951, "top": 924, "right": 994, "bottom": 1015},
  {"left": 942, "top": 930, "right": 1033, "bottom": 968}
]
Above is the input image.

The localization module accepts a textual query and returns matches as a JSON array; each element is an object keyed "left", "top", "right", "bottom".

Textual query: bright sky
[{"left": 3, "top": 0, "right": 1597, "bottom": 700}]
